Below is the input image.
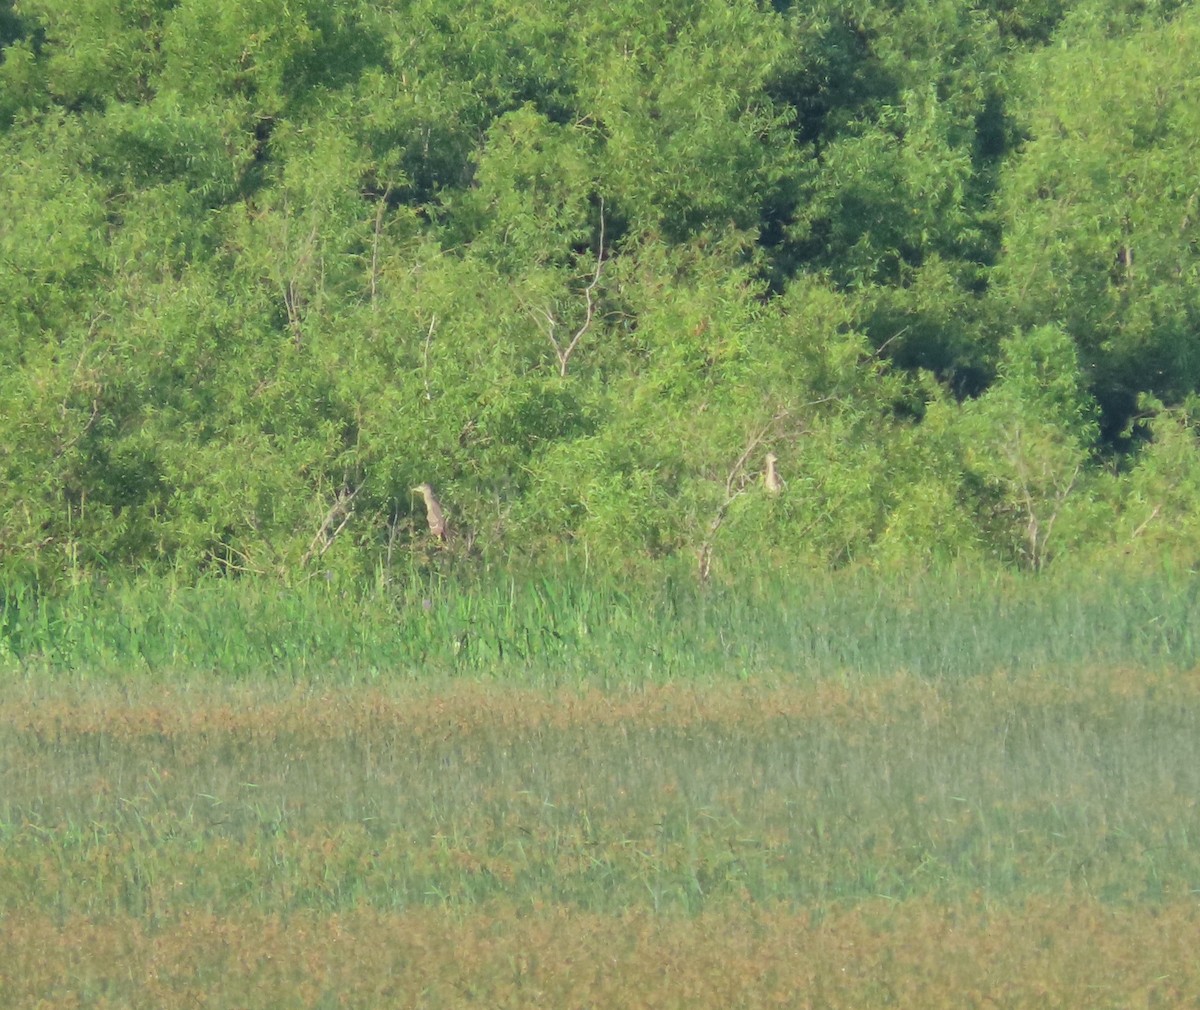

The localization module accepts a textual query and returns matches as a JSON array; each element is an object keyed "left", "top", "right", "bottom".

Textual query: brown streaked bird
[
  {"left": 412, "top": 483, "right": 448, "bottom": 540},
  {"left": 764, "top": 452, "right": 783, "bottom": 495}
]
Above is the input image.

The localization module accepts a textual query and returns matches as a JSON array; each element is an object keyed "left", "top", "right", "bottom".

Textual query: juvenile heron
[
  {"left": 764, "top": 452, "right": 783, "bottom": 495},
  {"left": 412, "top": 483, "right": 448, "bottom": 540}
]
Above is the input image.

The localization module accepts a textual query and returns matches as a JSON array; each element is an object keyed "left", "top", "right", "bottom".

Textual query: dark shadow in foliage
[
  {"left": 221, "top": 8, "right": 387, "bottom": 199},
  {"left": 1093, "top": 353, "right": 1177, "bottom": 449},
  {"left": 0, "top": 3, "right": 44, "bottom": 127},
  {"left": 1, "top": 0, "right": 27, "bottom": 48},
  {"left": 760, "top": 12, "right": 900, "bottom": 288},
  {"left": 235, "top": 114, "right": 277, "bottom": 204},
  {"left": 989, "top": 0, "right": 1068, "bottom": 42},
  {"left": 387, "top": 123, "right": 478, "bottom": 209},
  {"left": 480, "top": 382, "right": 597, "bottom": 454},
  {"left": 278, "top": 8, "right": 389, "bottom": 118},
  {"left": 768, "top": 13, "right": 899, "bottom": 157},
  {"left": 958, "top": 88, "right": 1018, "bottom": 279},
  {"left": 862, "top": 298, "right": 995, "bottom": 401},
  {"left": 840, "top": 88, "right": 1015, "bottom": 385},
  {"left": 61, "top": 438, "right": 169, "bottom": 566},
  {"left": 972, "top": 90, "right": 1017, "bottom": 167}
]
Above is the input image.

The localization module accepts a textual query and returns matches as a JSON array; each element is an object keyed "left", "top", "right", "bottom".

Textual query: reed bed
[
  {"left": 4, "top": 666, "right": 1200, "bottom": 1006},
  {"left": 4, "top": 566, "right": 1199, "bottom": 1005},
  {"left": 2, "top": 563, "right": 1199, "bottom": 684}
]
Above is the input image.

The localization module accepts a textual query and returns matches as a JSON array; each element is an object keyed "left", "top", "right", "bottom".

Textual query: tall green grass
[
  {"left": 4, "top": 676, "right": 1199, "bottom": 917},
  {"left": 1, "top": 562, "right": 1197, "bottom": 683}
]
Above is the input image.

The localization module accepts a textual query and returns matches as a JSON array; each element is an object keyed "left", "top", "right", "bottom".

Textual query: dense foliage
[{"left": 3, "top": 0, "right": 1199, "bottom": 586}]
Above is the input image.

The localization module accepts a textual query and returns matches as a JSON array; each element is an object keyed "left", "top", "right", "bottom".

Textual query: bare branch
[
  {"left": 1129, "top": 504, "right": 1161, "bottom": 542},
  {"left": 300, "top": 482, "right": 362, "bottom": 567},
  {"left": 542, "top": 198, "right": 607, "bottom": 377},
  {"left": 422, "top": 314, "right": 437, "bottom": 400},
  {"left": 370, "top": 185, "right": 392, "bottom": 308},
  {"left": 53, "top": 400, "right": 100, "bottom": 460},
  {"left": 723, "top": 407, "right": 791, "bottom": 498},
  {"left": 1033, "top": 462, "right": 1080, "bottom": 570},
  {"left": 697, "top": 409, "right": 793, "bottom": 582},
  {"left": 869, "top": 326, "right": 909, "bottom": 360},
  {"left": 559, "top": 198, "right": 606, "bottom": 376},
  {"left": 208, "top": 540, "right": 265, "bottom": 576},
  {"left": 280, "top": 222, "right": 319, "bottom": 348}
]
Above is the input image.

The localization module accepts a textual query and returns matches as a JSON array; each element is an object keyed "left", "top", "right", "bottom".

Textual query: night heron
[
  {"left": 764, "top": 452, "right": 783, "bottom": 495},
  {"left": 412, "top": 483, "right": 448, "bottom": 540}
]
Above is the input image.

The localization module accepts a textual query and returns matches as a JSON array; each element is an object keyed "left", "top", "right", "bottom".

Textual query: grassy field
[
  {"left": 3, "top": 567, "right": 1200, "bottom": 1006},
  {"left": 3, "top": 562, "right": 1199, "bottom": 682}
]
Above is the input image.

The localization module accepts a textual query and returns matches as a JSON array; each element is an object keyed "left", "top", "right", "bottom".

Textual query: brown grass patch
[
  {"left": 5, "top": 666, "right": 1198, "bottom": 746},
  {"left": 3, "top": 896, "right": 1198, "bottom": 1009}
]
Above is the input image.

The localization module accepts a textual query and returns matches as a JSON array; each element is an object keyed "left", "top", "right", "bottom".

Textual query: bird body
[
  {"left": 412, "top": 483, "right": 448, "bottom": 540},
  {"left": 764, "top": 452, "right": 783, "bottom": 495}
]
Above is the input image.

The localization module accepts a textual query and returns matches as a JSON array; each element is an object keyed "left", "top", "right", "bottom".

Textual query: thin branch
[
  {"left": 698, "top": 409, "right": 792, "bottom": 582},
  {"left": 870, "top": 326, "right": 909, "bottom": 360},
  {"left": 1033, "top": 462, "right": 1080, "bottom": 570},
  {"left": 545, "top": 198, "right": 606, "bottom": 377},
  {"left": 282, "top": 223, "right": 319, "bottom": 348},
  {"left": 242, "top": 507, "right": 285, "bottom": 576},
  {"left": 1129, "top": 504, "right": 1161, "bottom": 542},
  {"left": 384, "top": 508, "right": 403, "bottom": 583},
  {"left": 208, "top": 540, "right": 265, "bottom": 576},
  {"left": 723, "top": 407, "right": 791, "bottom": 498},
  {"left": 54, "top": 400, "right": 100, "bottom": 460},
  {"left": 422, "top": 314, "right": 436, "bottom": 400},
  {"left": 370, "top": 185, "right": 392, "bottom": 308},
  {"left": 300, "top": 482, "right": 362, "bottom": 567}
]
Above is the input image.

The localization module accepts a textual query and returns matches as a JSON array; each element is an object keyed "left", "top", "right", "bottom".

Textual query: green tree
[
  {"left": 932, "top": 325, "right": 1101, "bottom": 569},
  {"left": 992, "top": 6, "right": 1200, "bottom": 435}
]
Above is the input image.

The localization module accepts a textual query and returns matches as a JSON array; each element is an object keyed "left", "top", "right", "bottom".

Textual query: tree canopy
[{"left": 2, "top": 0, "right": 1199, "bottom": 585}]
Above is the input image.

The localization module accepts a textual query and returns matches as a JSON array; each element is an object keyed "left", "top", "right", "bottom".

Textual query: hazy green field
[{"left": 3, "top": 568, "right": 1200, "bottom": 1007}]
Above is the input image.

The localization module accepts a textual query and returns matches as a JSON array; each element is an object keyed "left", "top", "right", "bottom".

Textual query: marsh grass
[
  {"left": 4, "top": 672, "right": 1200, "bottom": 920},
  {"left": 2, "top": 563, "right": 1198, "bottom": 683},
  {"left": 4, "top": 672, "right": 1200, "bottom": 1006},
  {"left": 4, "top": 564, "right": 1200, "bottom": 1006}
]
